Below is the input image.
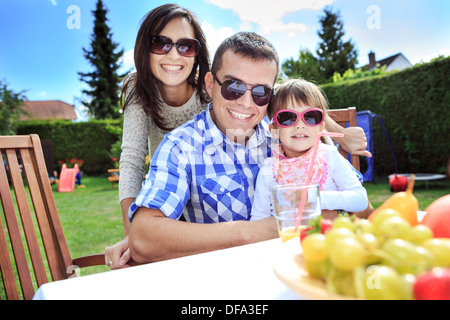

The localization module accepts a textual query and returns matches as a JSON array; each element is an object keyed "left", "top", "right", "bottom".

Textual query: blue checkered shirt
[{"left": 129, "top": 104, "right": 273, "bottom": 223}]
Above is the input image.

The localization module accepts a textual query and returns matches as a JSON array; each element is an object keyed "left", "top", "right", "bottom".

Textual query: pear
[{"left": 370, "top": 175, "right": 419, "bottom": 226}]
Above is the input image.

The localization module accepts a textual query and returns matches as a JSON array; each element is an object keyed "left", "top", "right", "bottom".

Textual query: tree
[
  {"left": 78, "top": 0, "right": 124, "bottom": 119},
  {"left": 316, "top": 7, "right": 358, "bottom": 82},
  {"left": 282, "top": 48, "right": 325, "bottom": 83},
  {"left": 0, "top": 80, "right": 27, "bottom": 135}
]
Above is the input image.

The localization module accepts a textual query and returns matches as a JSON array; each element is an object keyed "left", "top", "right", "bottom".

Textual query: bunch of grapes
[{"left": 300, "top": 210, "right": 450, "bottom": 299}]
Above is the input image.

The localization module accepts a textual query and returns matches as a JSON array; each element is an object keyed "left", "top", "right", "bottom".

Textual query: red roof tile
[{"left": 20, "top": 100, "right": 77, "bottom": 121}]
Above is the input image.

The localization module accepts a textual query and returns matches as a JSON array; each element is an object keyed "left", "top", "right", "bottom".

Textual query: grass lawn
[
  {"left": 51, "top": 176, "right": 124, "bottom": 276},
  {"left": 363, "top": 177, "right": 448, "bottom": 211},
  {"left": 1, "top": 174, "right": 448, "bottom": 299}
]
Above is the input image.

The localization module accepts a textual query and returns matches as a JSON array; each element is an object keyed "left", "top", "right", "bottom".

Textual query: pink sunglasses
[{"left": 273, "top": 108, "right": 324, "bottom": 128}]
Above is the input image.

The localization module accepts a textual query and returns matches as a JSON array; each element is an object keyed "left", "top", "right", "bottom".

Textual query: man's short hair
[{"left": 211, "top": 32, "right": 280, "bottom": 84}]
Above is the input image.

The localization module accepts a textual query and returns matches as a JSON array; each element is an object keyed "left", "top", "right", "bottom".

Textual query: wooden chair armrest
[{"left": 72, "top": 253, "right": 105, "bottom": 268}]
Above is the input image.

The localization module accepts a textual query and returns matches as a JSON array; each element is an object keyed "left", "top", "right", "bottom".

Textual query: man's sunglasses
[
  {"left": 212, "top": 73, "right": 274, "bottom": 107},
  {"left": 150, "top": 35, "right": 201, "bottom": 57},
  {"left": 273, "top": 108, "right": 324, "bottom": 128}
]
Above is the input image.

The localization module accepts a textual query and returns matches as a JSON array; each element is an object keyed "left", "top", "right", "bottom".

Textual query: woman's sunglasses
[
  {"left": 212, "top": 73, "right": 274, "bottom": 107},
  {"left": 150, "top": 35, "right": 201, "bottom": 57},
  {"left": 273, "top": 108, "right": 324, "bottom": 128}
]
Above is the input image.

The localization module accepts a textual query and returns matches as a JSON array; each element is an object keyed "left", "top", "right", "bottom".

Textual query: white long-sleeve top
[{"left": 250, "top": 143, "right": 368, "bottom": 221}]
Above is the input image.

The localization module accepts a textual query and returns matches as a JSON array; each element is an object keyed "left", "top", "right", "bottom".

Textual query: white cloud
[
  {"left": 118, "top": 49, "right": 136, "bottom": 74},
  {"left": 206, "top": 0, "right": 334, "bottom": 36},
  {"left": 201, "top": 21, "right": 235, "bottom": 58},
  {"left": 50, "top": 0, "right": 57, "bottom": 6},
  {"left": 37, "top": 91, "right": 48, "bottom": 97},
  {"left": 123, "top": 49, "right": 135, "bottom": 68}
]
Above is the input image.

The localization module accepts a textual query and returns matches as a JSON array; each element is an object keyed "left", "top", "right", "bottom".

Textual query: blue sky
[{"left": 1, "top": 0, "right": 449, "bottom": 120}]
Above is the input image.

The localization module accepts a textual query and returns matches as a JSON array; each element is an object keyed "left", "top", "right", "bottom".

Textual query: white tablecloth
[{"left": 33, "top": 239, "right": 302, "bottom": 300}]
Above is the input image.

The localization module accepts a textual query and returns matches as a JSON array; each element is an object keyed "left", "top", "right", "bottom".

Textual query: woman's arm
[
  {"left": 120, "top": 198, "right": 135, "bottom": 236},
  {"left": 119, "top": 103, "right": 150, "bottom": 232}
]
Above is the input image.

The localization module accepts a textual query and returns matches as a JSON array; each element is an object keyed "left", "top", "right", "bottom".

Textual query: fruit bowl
[{"left": 273, "top": 238, "right": 356, "bottom": 300}]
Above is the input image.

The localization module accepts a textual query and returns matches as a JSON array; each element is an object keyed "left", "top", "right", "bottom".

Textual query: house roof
[
  {"left": 376, "top": 53, "right": 404, "bottom": 68},
  {"left": 361, "top": 52, "right": 412, "bottom": 70},
  {"left": 20, "top": 100, "right": 77, "bottom": 121}
]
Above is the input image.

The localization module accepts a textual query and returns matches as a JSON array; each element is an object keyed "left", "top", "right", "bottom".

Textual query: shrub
[
  {"left": 17, "top": 119, "right": 121, "bottom": 175},
  {"left": 321, "top": 56, "right": 450, "bottom": 175}
]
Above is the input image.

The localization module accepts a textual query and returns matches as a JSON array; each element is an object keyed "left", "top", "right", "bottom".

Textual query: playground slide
[{"left": 58, "top": 163, "right": 79, "bottom": 192}]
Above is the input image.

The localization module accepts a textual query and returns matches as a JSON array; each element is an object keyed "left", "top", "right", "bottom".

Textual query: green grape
[
  {"left": 356, "top": 233, "right": 380, "bottom": 264},
  {"left": 326, "top": 268, "right": 357, "bottom": 298},
  {"left": 325, "top": 228, "right": 355, "bottom": 249},
  {"left": 376, "top": 216, "right": 411, "bottom": 242},
  {"left": 353, "top": 219, "right": 373, "bottom": 234},
  {"left": 332, "top": 216, "right": 354, "bottom": 230},
  {"left": 371, "top": 208, "right": 400, "bottom": 232},
  {"left": 399, "top": 273, "right": 416, "bottom": 300},
  {"left": 329, "top": 237, "right": 365, "bottom": 272},
  {"left": 381, "top": 239, "right": 434, "bottom": 275},
  {"left": 409, "top": 225, "right": 433, "bottom": 244},
  {"left": 304, "top": 258, "right": 331, "bottom": 279},
  {"left": 362, "top": 265, "right": 402, "bottom": 300},
  {"left": 302, "top": 233, "right": 328, "bottom": 262},
  {"left": 421, "top": 238, "right": 450, "bottom": 267}
]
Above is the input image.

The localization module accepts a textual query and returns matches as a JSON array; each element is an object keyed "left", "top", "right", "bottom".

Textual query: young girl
[{"left": 250, "top": 79, "right": 368, "bottom": 220}]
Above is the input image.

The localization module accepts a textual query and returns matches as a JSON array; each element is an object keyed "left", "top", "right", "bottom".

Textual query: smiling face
[
  {"left": 150, "top": 17, "right": 196, "bottom": 90},
  {"left": 271, "top": 99, "right": 325, "bottom": 158},
  {"left": 205, "top": 50, "right": 278, "bottom": 144}
]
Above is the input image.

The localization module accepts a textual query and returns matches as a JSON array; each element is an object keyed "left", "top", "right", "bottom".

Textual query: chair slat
[
  {"left": 0, "top": 157, "right": 21, "bottom": 300},
  {"left": 5, "top": 149, "right": 49, "bottom": 288},
  {"left": 0, "top": 216, "right": 20, "bottom": 300},
  {"left": 30, "top": 135, "right": 73, "bottom": 274},
  {"left": 328, "top": 107, "right": 360, "bottom": 172},
  {"left": 0, "top": 136, "right": 33, "bottom": 149},
  {"left": 20, "top": 148, "right": 65, "bottom": 281},
  {"left": 0, "top": 150, "right": 35, "bottom": 300}
]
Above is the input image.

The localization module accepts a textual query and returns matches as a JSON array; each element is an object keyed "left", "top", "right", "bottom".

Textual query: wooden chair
[
  {"left": 0, "top": 134, "right": 105, "bottom": 300},
  {"left": 327, "top": 107, "right": 360, "bottom": 172},
  {"left": 107, "top": 168, "right": 120, "bottom": 189}
]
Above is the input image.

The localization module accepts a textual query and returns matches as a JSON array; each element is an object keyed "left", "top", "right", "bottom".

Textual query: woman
[{"left": 119, "top": 4, "right": 211, "bottom": 236}]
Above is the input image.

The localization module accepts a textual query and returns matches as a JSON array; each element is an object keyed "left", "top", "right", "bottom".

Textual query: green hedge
[
  {"left": 17, "top": 120, "right": 121, "bottom": 176},
  {"left": 321, "top": 57, "right": 450, "bottom": 175}
]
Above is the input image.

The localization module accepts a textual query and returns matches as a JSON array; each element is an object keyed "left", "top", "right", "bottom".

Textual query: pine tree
[
  {"left": 78, "top": 0, "right": 124, "bottom": 119},
  {"left": 316, "top": 7, "right": 358, "bottom": 82}
]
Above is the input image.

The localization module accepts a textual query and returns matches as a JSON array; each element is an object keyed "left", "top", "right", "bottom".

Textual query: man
[{"left": 106, "top": 32, "right": 370, "bottom": 267}]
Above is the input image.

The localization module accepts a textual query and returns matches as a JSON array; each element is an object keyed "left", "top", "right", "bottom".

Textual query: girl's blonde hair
[{"left": 267, "top": 79, "right": 329, "bottom": 121}]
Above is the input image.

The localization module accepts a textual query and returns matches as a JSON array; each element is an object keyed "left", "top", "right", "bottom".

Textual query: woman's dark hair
[{"left": 121, "top": 4, "right": 211, "bottom": 130}]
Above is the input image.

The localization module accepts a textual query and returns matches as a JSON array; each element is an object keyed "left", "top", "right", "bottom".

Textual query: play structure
[
  {"left": 356, "top": 110, "right": 398, "bottom": 183},
  {"left": 58, "top": 163, "right": 80, "bottom": 192}
]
